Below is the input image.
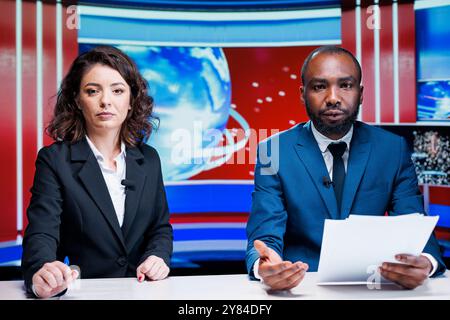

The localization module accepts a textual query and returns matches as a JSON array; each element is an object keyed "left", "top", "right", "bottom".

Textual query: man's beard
[{"left": 305, "top": 101, "right": 360, "bottom": 137}]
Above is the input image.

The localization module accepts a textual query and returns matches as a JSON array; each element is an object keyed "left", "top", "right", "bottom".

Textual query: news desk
[{"left": 0, "top": 271, "right": 449, "bottom": 300}]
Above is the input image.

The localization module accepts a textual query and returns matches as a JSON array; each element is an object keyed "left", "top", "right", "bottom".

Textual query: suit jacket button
[{"left": 117, "top": 256, "right": 127, "bottom": 266}]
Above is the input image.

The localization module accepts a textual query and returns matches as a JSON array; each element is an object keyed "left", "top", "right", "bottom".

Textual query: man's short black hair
[{"left": 301, "top": 46, "right": 362, "bottom": 85}]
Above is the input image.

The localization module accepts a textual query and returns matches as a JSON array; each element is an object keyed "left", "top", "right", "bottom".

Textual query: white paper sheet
[{"left": 317, "top": 213, "right": 439, "bottom": 284}]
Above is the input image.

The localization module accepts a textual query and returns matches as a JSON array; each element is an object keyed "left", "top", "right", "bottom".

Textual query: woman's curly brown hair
[{"left": 47, "top": 45, "right": 156, "bottom": 147}]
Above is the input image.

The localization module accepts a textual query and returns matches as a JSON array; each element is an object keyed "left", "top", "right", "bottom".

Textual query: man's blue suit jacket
[{"left": 246, "top": 121, "right": 446, "bottom": 278}]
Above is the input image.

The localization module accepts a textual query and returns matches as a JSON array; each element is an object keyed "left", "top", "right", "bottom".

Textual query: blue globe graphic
[{"left": 117, "top": 46, "right": 232, "bottom": 181}]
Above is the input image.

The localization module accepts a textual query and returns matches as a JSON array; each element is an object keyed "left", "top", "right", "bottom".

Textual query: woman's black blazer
[{"left": 21, "top": 137, "right": 173, "bottom": 293}]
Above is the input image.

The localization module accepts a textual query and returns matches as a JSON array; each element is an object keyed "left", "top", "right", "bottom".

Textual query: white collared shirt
[
  {"left": 310, "top": 121, "right": 353, "bottom": 181},
  {"left": 86, "top": 136, "right": 127, "bottom": 227}
]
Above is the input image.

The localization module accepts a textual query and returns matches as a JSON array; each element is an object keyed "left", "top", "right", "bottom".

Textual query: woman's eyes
[
  {"left": 86, "top": 89, "right": 98, "bottom": 95},
  {"left": 85, "top": 88, "right": 124, "bottom": 95}
]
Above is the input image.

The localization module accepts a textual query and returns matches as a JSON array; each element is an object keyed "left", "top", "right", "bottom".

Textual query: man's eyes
[
  {"left": 313, "top": 84, "right": 326, "bottom": 91},
  {"left": 341, "top": 82, "right": 353, "bottom": 89},
  {"left": 311, "top": 83, "right": 353, "bottom": 90}
]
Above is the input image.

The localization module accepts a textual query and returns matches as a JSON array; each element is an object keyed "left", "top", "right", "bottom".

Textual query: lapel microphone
[
  {"left": 322, "top": 176, "right": 334, "bottom": 188},
  {"left": 121, "top": 179, "right": 135, "bottom": 193}
]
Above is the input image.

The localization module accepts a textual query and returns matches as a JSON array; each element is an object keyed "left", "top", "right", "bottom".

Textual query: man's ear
[
  {"left": 300, "top": 86, "right": 305, "bottom": 103},
  {"left": 359, "top": 85, "right": 364, "bottom": 104}
]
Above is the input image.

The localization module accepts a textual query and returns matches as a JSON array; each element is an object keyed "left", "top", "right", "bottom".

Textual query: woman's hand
[
  {"left": 32, "top": 261, "right": 78, "bottom": 298},
  {"left": 136, "top": 255, "right": 170, "bottom": 282}
]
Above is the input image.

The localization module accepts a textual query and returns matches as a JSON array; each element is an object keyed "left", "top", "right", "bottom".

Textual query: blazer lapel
[
  {"left": 340, "top": 122, "right": 372, "bottom": 219},
  {"left": 294, "top": 121, "right": 339, "bottom": 219},
  {"left": 121, "top": 146, "right": 147, "bottom": 242},
  {"left": 71, "top": 138, "right": 126, "bottom": 250}
]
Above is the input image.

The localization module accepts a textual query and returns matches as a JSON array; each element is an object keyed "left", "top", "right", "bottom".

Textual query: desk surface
[{"left": 1, "top": 272, "right": 449, "bottom": 300}]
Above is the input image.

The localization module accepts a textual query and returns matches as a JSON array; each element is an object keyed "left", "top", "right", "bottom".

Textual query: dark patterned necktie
[{"left": 328, "top": 142, "right": 347, "bottom": 214}]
